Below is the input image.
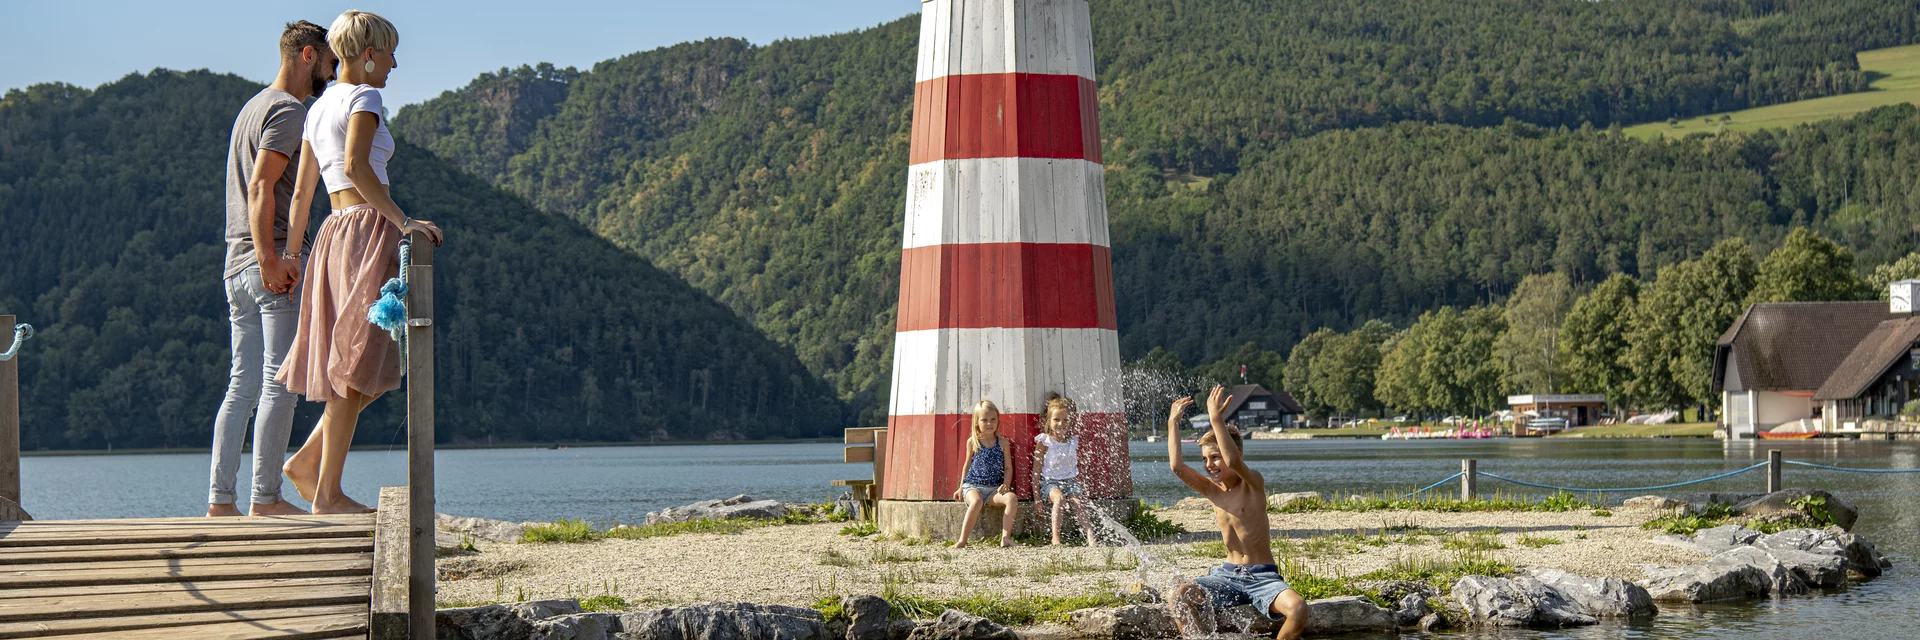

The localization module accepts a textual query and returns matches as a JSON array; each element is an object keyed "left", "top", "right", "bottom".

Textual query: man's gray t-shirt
[{"left": 224, "top": 88, "right": 310, "bottom": 279}]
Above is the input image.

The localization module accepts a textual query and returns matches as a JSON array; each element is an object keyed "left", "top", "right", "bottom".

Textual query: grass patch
[
  {"left": 578, "top": 595, "right": 628, "bottom": 612},
  {"left": 1441, "top": 530, "right": 1506, "bottom": 551},
  {"left": 1272, "top": 490, "right": 1602, "bottom": 514},
  {"left": 1186, "top": 540, "right": 1229, "bottom": 558},
  {"left": 522, "top": 503, "right": 851, "bottom": 544},
  {"left": 1624, "top": 43, "right": 1920, "bottom": 139},
  {"left": 1516, "top": 535, "right": 1563, "bottom": 548},
  {"left": 817, "top": 549, "right": 861, "bottom": 568},
  {"left": 520, "top": 519, "right": 599, "bottom": 543},
  {"left": 870, "top": 546, "right": 928, "bottom": 564},
  {"left": 839, "top": 521, "right": 880, "bottom": 537},
  {"left": 1123, "top": 501, "right": 1188, "bottom": 541}
]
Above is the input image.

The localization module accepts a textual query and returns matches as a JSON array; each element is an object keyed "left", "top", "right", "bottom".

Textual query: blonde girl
[
  {"left": 1034, "top": 393, "right": 1098, "bottom": 546},
  {"left": 952, "top": 399, "right": 1019, "bottom": 548}
]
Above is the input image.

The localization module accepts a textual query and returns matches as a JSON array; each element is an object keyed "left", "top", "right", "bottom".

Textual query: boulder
[
  {"left": 645, "top": 495, "right": 789, "bottom": 525},
  {"left": 616, "top": 602, "right": 828, "bottom": 640},
  {"left": 1732, "top": 489, "right": 1858, "bottom": 531},
  {"left": 1356, "top": 580, "right": 1438, "bottom": 603},
  {"left": 533, "top": 613, "right": 619, "bottom": 640},
  {"left": 1304, "top": 596, "right": 1398, "bottom": 634},
  {"left": 1709, "top": 546, "right": 1810, "bottom": 596},
  {"left": 1418, "top": 612, "right": 1446, "bottom": 632},
  {"left": 1266, "top": 492, "right": 1320, "bottom": 511},
  {"left": 886, "top": 620, "right": 922, "bottom": 640},
  {"left": 1450, "top": 575, "right": 1594, "bottom": 628},
  {"left": 1622, "top": 496, "right": 1686, "bottom": 512},
  {"left": 438, "top": 513, "right": 534, "bottom": 543},
  {"left": 903, "top": 610, "right": 1016, "bottom": 640},
  {"left": 437, "top": 603, "right": 538, "bottom": 639},
  {"left": 1068, "top": 605, "right": 1176, "bottom": 640},
  {"left": 1650, "top": 534, "right": 1716, "bottom": 556},
  {"left": 1526, "top": 569, "right": 1657, "bottom": 618},
  {"left": 1745, "top": 534, "right": 1848, "bottom": 587},
  {"left": 1832, "top": 531, "right": 1893, "bottom": 578},
  {"left": 1691, "top": 525, "right": 1762, "bottom": 552},
  {"left": 1640, "top": 562, "right": 1773, "bottom": 602},
  {"left": 1391, "top": 593, "right": 1431, "bottom": 627},
  {"left": 842, "top": 595, "right": 891, "bottom": 640}
]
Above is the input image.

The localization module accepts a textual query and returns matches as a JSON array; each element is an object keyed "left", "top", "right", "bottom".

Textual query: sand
[{"left": 432, "top": 504, "right": 1705, "bottom": 609}]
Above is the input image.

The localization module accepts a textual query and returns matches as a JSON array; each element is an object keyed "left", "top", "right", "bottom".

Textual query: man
[{"left": 208, "top": 21, "right": 336, "bottom": 517}]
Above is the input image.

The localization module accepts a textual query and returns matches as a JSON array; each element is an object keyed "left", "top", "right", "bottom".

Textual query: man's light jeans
[{"left": 208, "top": 265, "right": 299, "bottom": 505}]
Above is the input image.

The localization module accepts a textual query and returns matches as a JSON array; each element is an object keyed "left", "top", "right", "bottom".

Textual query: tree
[
  {"left": 1626, "top": 238, "right": 1758, "bottom": 411},
  {"left": 1285, "top": 328, "right": 1337, "bottom": 419},
  {"left": 1194, "top": 342, "right": 1288, "bottom": 390},
  {"left": 1496, "top": 272, "right": 1575, "bottom": 396},
  {"left": 1309, "top": 320, "right": 1394, "bottom": 418},
  {"left": 1558, "top": 273, "right": 1639, "bottom": 411},
  {"left": 1748, "top": 227, "right": 1871, "bottom": 303},
  {"left": 1867, "top": 251, "right": 1920, "bottom": 297}
]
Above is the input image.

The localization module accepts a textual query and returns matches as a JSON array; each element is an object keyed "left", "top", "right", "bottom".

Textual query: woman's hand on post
[{"left": 402, "top": 218, "right": 443, "bottom": 246}]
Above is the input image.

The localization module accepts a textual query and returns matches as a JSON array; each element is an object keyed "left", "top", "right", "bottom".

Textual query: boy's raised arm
[
  {"left": 1206, "top": 385, "right": 1253, "bottom": 478},
  {"left": 1166, "top": 397, "right": 1213, "bottom": 493}
]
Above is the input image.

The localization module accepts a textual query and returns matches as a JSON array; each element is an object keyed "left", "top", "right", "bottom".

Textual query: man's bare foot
[
  {"left": 282, "top": 460, "right": 318, "bottom": 502},
  {"left": 1050, "top": 539, "right": 1063, "bottom": 546},
  {"left": 311, "top": 495, "right": 376, "bottom": 515},
  {"left": 249, "top": 500, "right": 309, "bottom": 517},
  {"left": 207, "top": 503, "right": 244, "bottom": 517}
]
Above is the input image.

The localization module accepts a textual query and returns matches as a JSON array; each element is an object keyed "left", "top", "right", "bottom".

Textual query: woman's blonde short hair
[{"left": 327, "top": 10, "right": 399, "bottom": 61}]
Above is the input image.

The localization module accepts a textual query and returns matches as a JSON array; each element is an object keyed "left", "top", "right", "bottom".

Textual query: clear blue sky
[{"left": 2, "top": 1, "right": 922, "bottom": 109}]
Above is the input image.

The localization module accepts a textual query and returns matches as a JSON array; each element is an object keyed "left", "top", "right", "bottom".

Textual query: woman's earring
[{"left": 364, "top": 59, "right": 376, "bottom": 73}]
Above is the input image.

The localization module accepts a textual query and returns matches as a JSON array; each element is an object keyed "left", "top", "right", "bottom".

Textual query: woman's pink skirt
[{"left": 275, "top": 204, "right": 403, "bottom": 402}]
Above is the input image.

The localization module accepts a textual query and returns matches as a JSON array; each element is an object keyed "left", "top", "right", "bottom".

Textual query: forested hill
[
  {"left": 394, "top": 0, "right": 1920, "bottom": 422},
  {"left": 0, "top": 71, "right": 848, "bottom": 450}
]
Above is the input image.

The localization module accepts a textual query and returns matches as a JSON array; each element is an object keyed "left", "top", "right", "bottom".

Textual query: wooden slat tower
[{"left": 0, "top": 231, "right": 439, "bottom": 639}]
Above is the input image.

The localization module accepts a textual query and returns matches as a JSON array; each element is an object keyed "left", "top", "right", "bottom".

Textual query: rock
[
  {"left": 1450, "top": 575, "right": 1593, "bottom": 628},
  {"left": 843, "top": 595, "right": 891, "bottom": 640},
  {"left": 1640, "top": 561, "right": 1773, "bottom": 602},
  {"left": 437, "top": 529, "right": 474, "bottom": 556},
  {"left": 1526, "top": 569, "right": 1657, "bottom": 618},
  {"left": 1709, "top": 546, "right": 1810, "bottom": 596},
  {"left": 1691, "top": 525, "right": 1762, "bottom": 551},
  {"left": 1266, "top": 492, "right": 1319, "bottom": 510},
  {"left": 438, "top": 513, "right": 534, "bottom": 543},
  {"left": 533, "top": 613, "right": 619, "bottom": 640},
  {"left": 1745, "top": 533, "right": 1849, "bottom": 587},
  {"left": 1623, "top": 496, "right": 1687, "bottom": 512},
  {"left": 1170, "top": 496, "right": 1213, "bottom": 511},
  {"left": 438, "top": 603, "right": 537, "bottom": 640},
  {"left": 1650, "top": 533, "right": 1716, "bottom": 556},
  {"left": 1068, "top": 605, "right": 1176, "bottom": 640},
  {"left": 616, "top": 602, "right": 827, "bottom": 640},
  {"left": 1419, "top": 612, "right": 1446, "bottom": 632},
  {"left": 1392, "top": 593, "right": 1431, "bottom": 627},
  {"left": 512, "top": 600, "right": 587, "bottom": 620},
  {"left": 1732, "top": 489, "right": 1858, "bottom": 531},
  {"left": 903, "top": 609, "right": 1015, "bottom": 640},
  {"left": 1304, "top": 596, "right": 1397, "bottom": 634},
  {"left": 645, "top": 495, "right": 789, "bottom": 526},
  {"left": 826, "top": 620, "right": 849, "bottom": 640},
  {"left": 1355, "top": 580, "right": 1437, "bottom": 603},
  {"left": 886, "top": 620, "right": 921, "bottom": 640},
  {"left": 1832, "top": 531, "right": 1892, "bottom": 578}
]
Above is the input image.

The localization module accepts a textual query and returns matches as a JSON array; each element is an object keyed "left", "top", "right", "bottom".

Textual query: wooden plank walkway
[{"left": 0, "top": 513, "right": 377, "bottom": 639}]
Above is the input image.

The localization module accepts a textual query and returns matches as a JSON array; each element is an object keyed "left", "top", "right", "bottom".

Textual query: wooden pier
[{"left": 0, "top": 231, "right": 439, "bottom": 639}]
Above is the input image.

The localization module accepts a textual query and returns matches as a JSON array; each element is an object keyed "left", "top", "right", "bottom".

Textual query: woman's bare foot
[
  {"left": 206, "top": 503, "right": 244, "bottom": 517},
  {"left": 311, "top": 495, "right": 376, "bottom": 515},
  {"left": 249, "top": 500, "right": 310, "bottom": 517},
  {"left": 282, "top": 459, "right": 318, "bottom": 503},
  {"left": 1000, "top": 535, "right": 1015, "bottom": 547},
  {"left": 953, "top": 540, "right": 969, "bottom": 549}
]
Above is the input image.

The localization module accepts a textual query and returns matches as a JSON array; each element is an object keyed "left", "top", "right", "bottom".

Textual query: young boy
[{"left": 1166, "top": 386, "right": 1308, "bottom": 638}]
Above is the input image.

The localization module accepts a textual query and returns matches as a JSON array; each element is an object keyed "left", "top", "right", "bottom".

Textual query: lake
[{"left": 18, "top": 438, "right": 1920, "bottom": 638}]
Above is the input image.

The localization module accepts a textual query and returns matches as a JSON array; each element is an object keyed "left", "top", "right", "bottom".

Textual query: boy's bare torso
[{"left": 1211, "top": 469, "right": 1276, "bottom": 566}]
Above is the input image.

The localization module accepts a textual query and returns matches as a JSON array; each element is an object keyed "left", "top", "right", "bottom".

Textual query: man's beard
[{"left": 310, "top": 70, "right": 329, "bottom": 96}]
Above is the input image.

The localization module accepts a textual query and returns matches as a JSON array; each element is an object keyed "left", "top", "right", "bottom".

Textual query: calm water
[{"left": 19, "top": 438, "right": 1920, "bottom": 638}]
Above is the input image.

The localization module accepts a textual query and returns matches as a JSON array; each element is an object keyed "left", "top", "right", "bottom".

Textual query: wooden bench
[{"left": 836, "top": 428, "right": 887, "bottom": 520}]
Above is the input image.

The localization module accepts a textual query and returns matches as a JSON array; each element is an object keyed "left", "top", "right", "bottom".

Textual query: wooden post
[
  {"left": 1767, "top": 450, "right": 1782, "bottom": 493},
  {"left": 1, "top": 315, "right": 19, "bottom": 511},
  {"left": 872, "top": 430, "right": 888, "bottom": 522},
  {"left": 1461, "top": 459, "right": 1478, "bottom": 502},
  {"left": 404, "top": 235, "right": 436, "bottom": 640}
]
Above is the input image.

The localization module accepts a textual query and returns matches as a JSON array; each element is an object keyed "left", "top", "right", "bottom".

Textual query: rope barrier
[
  {"left": 366, "top": 239, "right": 412, "bottom": 372},
  {"left": 1783, "top": 460, "right": 1920, "bottom": 474},
  {"left": 1477, "top": 462, "right": 1769, "bottom": 493},
  {"left": 1400, "top": 472, "right": 1463, "bottom": 499},
  {"left": 0, "top": 323, "right": 33, "bottom": 361}
]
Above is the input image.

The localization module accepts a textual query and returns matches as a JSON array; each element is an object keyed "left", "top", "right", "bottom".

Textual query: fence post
[
  {"left": 1461, "top": 459, "right": 1477, "bottom": 501},
  {"left": 1, "top": 315, "right": 18, "bottom": 511},
  {"left": 404, "top": 235, "right": 436, "bottom": 640},
  {"left": 1767, "top": 450, "right": 1782, "bottom": 493}
]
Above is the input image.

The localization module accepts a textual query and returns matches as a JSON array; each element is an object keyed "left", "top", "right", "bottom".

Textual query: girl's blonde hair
[
  {"left": 1042, "top": 392, "right": 1077, "bottom": 437},
  {"left": 328, "top": 10, "right": 399, "bottom": 62},
  {"left": 969, "top": 399, "right": 1001, "bottom": 448}
]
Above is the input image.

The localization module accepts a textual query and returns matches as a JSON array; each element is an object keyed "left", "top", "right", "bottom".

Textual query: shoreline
[{"left": 16, "top": 437, "right": 842, "bottom": 458}]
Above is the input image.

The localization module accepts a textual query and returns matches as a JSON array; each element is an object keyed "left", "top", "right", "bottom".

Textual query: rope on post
[
  {"left": 1477, "top": 462, "right": 1770, "bottom": 493},
  {"left": 366, "top": 239, "right": 412, "bottom": 372},
  {"left": 1400, "top": 472, "right": 1464, "bottom": 499},
  {"left": 0, "top": 324, "right": 33, "bottom": 361},
  {"left": 1783, "top": 460, "right": 1920, "bottom": 474}
]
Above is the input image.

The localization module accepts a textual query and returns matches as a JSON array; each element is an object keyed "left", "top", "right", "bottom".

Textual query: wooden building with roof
[
  {"left": 1184, "top": 384, "right": 1304, "bottom": 430},
  {"left": 1714, "top": 281, "right": 1920, "bottom": 437}
]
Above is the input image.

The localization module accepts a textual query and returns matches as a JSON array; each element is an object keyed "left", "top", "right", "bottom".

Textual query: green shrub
[
  {"left": 1123, "top": 501, "right": 1188, "bottom": 541},
  {"left": 521, "top": 519, "right": 600, "bottom": 543},
  {"left": 578, "top": 595, "right": 628, "bottom": 612}
]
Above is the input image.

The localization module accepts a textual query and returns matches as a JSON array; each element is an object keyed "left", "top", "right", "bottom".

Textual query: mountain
[
  {"left": 392, "top": 0, "right": 1920, "bottom": 422},
  {"left": 0, "top": 70, "right": 848, "bottom": 450}
]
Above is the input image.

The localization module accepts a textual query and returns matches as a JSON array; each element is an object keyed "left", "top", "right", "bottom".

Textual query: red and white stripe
[{"left": 886, "top": 0, "right": 1127, "bottom": 502}]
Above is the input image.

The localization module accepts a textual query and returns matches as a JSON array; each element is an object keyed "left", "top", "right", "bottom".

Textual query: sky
[{"left": 2, "top": 1, "right": 923, "bottom": 109}]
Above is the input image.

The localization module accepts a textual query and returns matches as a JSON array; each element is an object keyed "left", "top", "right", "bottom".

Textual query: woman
[{"left": 277, "top": 9, "right": 442, "bottom": 514}]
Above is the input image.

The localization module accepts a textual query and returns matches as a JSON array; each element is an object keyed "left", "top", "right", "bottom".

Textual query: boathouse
[
  {"left": 1713, "top": 281, "right": 1918, "bottom": 437},
  {"left": 1185, "top": 384, "right": 1303, "bottom": 430}
]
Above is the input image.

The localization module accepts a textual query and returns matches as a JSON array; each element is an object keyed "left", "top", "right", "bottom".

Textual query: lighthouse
[{"left": 880, "top": 0, "right": 1129, "bottom": 537}]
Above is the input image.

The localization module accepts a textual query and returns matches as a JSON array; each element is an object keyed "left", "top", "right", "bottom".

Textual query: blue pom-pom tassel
[{"left": 367, "top": 278, "right": 409, "bottom": 331}]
